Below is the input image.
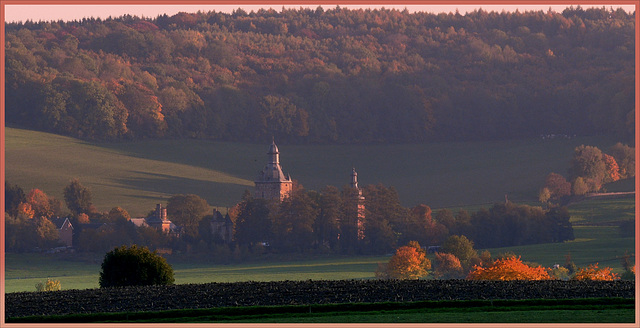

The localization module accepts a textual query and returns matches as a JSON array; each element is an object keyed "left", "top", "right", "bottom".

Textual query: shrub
[
  {"left": 440, "top": 235, "right": 478, "bottom": 270},
  {"left": 549, "top": 266, "right": 571, "bottom": 281},
  {"left": 620, "top": 253, "right": 635, "bottom": 280},
  {"left": 99, "top": 244, "right": 175, "bottom": 288},
  {"left": 620, "top": 267, "right": 635, "bottom": 280},
  {"left": 36, "top": 278, "right": 61, "bottom": 292},
  {"left": 572, "top": 263, "right": 619, "bottom": 281},
  {"left": 467, "top": 255, "right": 551, "bottom": 281}
]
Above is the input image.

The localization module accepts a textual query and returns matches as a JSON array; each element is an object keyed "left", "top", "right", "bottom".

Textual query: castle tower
[
  {"left": 350, "top": 168, "right": 366, "bottom": 240},
  {"left": 147, "top": 204, "right": 171, "bottom": 233},
  {"left": 254, "top": 140, "right": 293, "bottom": 202},
  {"left": 351, "top": 167, "right": 360, "bottom": 190}
]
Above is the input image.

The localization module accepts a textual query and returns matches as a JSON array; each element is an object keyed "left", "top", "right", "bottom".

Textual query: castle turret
[
  {"left": 351, "top": 167, "right": 359, "bottom": 189},
  {"left": 346, "top": 168, "right": 365, "bottom": 242}
]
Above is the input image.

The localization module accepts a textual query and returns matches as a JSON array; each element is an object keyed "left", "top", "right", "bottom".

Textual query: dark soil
[{"left": 5, "top": 279, "right": 634, "bottom": 318}]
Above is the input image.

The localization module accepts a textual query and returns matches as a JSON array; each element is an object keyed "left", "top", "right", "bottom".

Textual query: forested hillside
[{"left": 5, "top": 6, "right": 635, "bottom": 143}]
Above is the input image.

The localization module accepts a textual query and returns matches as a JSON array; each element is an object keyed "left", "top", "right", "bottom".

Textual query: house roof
[
  {"left": 130, "top": 218, "right": 149, "bottom": 227},
  {"left": 50, "top": 217, "right": 73, "bottom": 230}
]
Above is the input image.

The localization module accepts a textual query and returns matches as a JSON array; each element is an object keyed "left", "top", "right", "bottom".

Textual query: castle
[
  {"left": 139, "top": 141, "right": 365, "bottom": 248},
  {"left": 253, "top": 140, "right": 365, "bottom": 240}
]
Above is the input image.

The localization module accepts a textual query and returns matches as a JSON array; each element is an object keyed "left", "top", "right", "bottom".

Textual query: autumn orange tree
[
  {"left": 572, "top": 263, "right": 619, "bottom": 281},
  {"left": 376, "top": 241, "right": 431, "bottom": 279},
  {"left": 17, "top": 202, "right": 35, "bottom": 219},
  {"left": 25, "top": 189, "right": 53, "bottom": 218},
  {"left": 467, "top": 255, "right": 551, "bottom": 281},
  {"left": 433, "top": 252, "right": 464, "bottom": 279},
  {"left": 602, "top": 154, "right": 621, "bottom": 183}
]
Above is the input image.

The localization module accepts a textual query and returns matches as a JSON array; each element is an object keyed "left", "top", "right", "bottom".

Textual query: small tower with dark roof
[
  {"left": 210, "top": 208, "right": 233, "bottom": 243},
  {"left": 254, "top": 140, "right": 293, "bottom": 202}
]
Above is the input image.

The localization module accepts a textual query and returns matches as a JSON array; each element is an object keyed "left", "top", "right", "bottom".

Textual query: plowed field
[{"left": 6, "top": 279, "right": 634, "bottom": 319}]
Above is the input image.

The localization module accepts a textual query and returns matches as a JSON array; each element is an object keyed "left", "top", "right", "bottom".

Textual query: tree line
[
  {"left": 4, "top": 179, "right": 574, "bottom": 257},
  {"left": 5, "top": 6, "right": 635, "bottom": 143},
  {"left": 376, "top": 239, "right": 630, "bottom": 281},
  {"left": 539, "top": 142, "right": 635, "bottom": 205}
]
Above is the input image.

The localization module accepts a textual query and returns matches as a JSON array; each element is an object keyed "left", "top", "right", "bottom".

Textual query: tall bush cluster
[
  {"left": 540, "top": 143, "right": 635, "bottom": 202},
  {"left": 99, "top": 245, "right": 175, "bottom": 288}
]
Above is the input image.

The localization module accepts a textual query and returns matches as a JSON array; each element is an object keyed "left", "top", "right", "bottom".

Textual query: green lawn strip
[
  {"left": 4, "top": 253, "right": 102, "bottom": 293},
  {"left": 170, "top": 255, "right": 387, "bottom": 284},
  {"left": 5, "top": 253, "right": 388, "bottom": 292},
  {"left": 569, "top": 197, "right": 635, "bottom": 226},
  {"left": 8, "top": 298, "right": 633, "bottom": 323},
  {"left": 234, "top": 308, "right": 635, "bottom": 323},
  {"left": 482, "top": 226, "right": 634, "bottom": 273}
]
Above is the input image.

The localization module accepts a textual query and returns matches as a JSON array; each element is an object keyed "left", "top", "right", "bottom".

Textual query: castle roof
[
  {"left": 268, "top": 140, "right": 279, "bottom": 154},
  {"left": 256, "top": 140, "right": 291, "bottom": 183}
]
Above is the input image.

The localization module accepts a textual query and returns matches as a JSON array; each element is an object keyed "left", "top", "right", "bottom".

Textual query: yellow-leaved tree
[{"left": 376, "top": 241, "right": 430, "bottom": 279}]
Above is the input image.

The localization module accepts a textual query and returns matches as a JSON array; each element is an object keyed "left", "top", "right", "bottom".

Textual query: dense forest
[{"left": 5, "top": 6, "right": 635, "bottom": 143}]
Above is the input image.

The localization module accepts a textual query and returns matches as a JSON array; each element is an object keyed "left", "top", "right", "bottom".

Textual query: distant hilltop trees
[{"left": 5, "top": 6, "right": 634, "bottom": 143}]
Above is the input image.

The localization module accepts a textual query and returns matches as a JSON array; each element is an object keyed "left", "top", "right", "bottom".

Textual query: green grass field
[
  {"left": 3, "top": 254, "right": 389, "bottom": 293},
  {"left": 4, "top": 127, "right": 621, "bottom": 216},
  {"left": 570, "top": 197, "right": 635, "bottom": 226},
  {"left": 4, "top": 128, "right": 635, "bottom": 293},
  {"left": 9, "top": 299, "right": 634, "bottom": 323}
]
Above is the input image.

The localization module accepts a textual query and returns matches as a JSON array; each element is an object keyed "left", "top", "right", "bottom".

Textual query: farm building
[{"left": 50, "top": 217, "right": 73, "bottom": 247}]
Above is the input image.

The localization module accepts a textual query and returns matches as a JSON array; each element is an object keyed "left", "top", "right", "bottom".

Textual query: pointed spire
[{"left": 351, "top": 167, "right": 358, "bottom": 189}]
